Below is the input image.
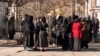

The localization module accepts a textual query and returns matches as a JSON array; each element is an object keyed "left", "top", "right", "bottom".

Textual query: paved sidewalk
[
  {"left": 0, "top": 47, "right": 100, "bottom": 56},
  {"left": 0, "top": 43, "right": 100, "bottom": 56}
]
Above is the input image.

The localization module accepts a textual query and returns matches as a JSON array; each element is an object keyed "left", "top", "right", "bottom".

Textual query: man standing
[
  {"left": 91, "top": 17, "right": 99, "bottom": 42},
  {"left": 22, "top": 14, "right": 34, "bottom": 51}
]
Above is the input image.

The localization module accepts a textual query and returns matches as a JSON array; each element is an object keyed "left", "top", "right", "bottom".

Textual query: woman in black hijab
[
  {"left": 8, "top": 16, "right": 15, "bottom": 39},
  {"left": 39, "top": 17, "right": 48, "bottom": 51}
]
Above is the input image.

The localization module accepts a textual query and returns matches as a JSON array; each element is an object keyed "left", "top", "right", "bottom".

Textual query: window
[{"left": 96, "top": 0, "right": 100, "bottom": 6}]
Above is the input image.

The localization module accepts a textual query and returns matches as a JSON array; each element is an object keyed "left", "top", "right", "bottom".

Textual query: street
[{"left": 0, "top": 43, "right": 100, "bottom": 56}]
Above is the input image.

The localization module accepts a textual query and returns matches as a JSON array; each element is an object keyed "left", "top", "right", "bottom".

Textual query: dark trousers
[
  {"left": 92, "top": 31, "right": 98, "bottom": 42},
  {"left": 24, "top": 32, "right": 34, "bottom": 48},
  {"left": 62, "top": 36, "right": 68, "bottom": 50},
  {"left": 56, "top": 35, "right": 63, "bottom": 46},
  {"left": 29, "top": 32, "right": 34, "bottom": 47},
  {"left": 89, "top": 32, "right": 92, "bottom": 42},
  {"left": 81, "top": 40, "right": 88, "bottom": 48},
  {"left": 34, "top": 35, "right": 39, "bottom": 48},
  {"left": 68, "top": 37, "right": 74, "bottom": 50},
  {"left": 9, "top": 34, "right": 14, "bottom": 39},
  {"left": 8, "top": 31, "right": 15, "bottom": 39},
  {"left": 51, "top": 32, "right": 56, "bottom": 44}
]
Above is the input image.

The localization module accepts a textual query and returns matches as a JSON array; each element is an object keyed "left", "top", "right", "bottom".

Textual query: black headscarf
[
  {"left": 29, "top": 15, "right": 33, "bottom": 22},
  {"left": 41, "top": 16, "right": 46, "bottom": 23},
  {"left": 24, "top": 14, "right": 29, "bottom": 22}
]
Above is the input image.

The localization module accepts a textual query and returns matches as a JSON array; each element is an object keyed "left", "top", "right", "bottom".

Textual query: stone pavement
[{"left": 0, "top": 43, "right": 100, "bottom": 56}]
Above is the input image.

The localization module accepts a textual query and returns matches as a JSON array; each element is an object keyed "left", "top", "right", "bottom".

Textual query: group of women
[
  {"left": 21, "top": 14, "right": 99, "bottom": 51},
  {"left": 22, "top": 14, "right": 48, "bottom": 51}
]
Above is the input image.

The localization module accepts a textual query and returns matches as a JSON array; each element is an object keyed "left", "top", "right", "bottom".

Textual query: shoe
[
  {"left": 34, "top": 48, "right": 38, "bottom": 51},
  {"left": 85, "top": 47, "right": 88, "bottom": 49},
  {"left": 26, "top": 47, "right": 33, "bottom": 51},
  {"left": 41, "top": 49, "right": 46, "bottom": 51}
]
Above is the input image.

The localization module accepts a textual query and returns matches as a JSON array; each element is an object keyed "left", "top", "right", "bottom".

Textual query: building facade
[{"left": 87, "top": 0, "right": 100, "bottom": 20}]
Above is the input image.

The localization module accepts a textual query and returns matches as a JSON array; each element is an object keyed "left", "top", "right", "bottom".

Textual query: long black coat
[
  {"left": 22, "top": 16, "right": 34, "bottom": 48},
  {"left": 8, "top": 16, "right": 15, "bottom": 39},
  {"left": 39, "top": 21, "right": 48, "bottom": 47},
  {"left": 91, "top": 19, "right": 99, "bottom": 33},
  {"left": 91, "top": 18, "right": 99, "bottom": 39}
]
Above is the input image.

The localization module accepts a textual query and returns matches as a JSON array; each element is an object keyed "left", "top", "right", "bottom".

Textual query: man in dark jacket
[
  {"left": 22, "top": 14, "right": 34, "bottom": 51},
  {"left": 91, "top": 17, "right": 99, "bottom": 42}
]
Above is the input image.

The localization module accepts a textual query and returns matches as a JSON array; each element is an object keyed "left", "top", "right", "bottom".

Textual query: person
[
  {"left": 8, "top": 15, "right": 15, "bottom": 39},
  {"left": 87, "top": 16, "right": 92, "bottom": 42},
  {"left": 28, "top": 15, "right": 35, "bottom": 49},
  {"left": 22, "top": 14, "right": 34, "bottom": 51},
  {"left": 34, "top": 17, "right": 41, "bottom": 50},
  {"left": 56, "top": 16, "right": 63, "bottom": 47},
  {"left": 62, "top": 18, "right": 69, "bottom": 50},
  {"left": 67, "top": 17, "right": 73, "bottom": 50},
  {"left": 72, "top": 18, "right": 83, "bottom": 51},
  {"left": 22, "top": 14, "right": 29, "bottom": 50},
  {"left": 39, "top": 17, "right": 48, "bottom": 51},
  {"left": 91, "top": 17, "right": 99, "bottom": 42},
  {"left": 53, "top": 24, "right": 62, "bottom": 47},
  {"left": 81, "top": 18, "right": 89, "bottom": 49},
  {"left": 50, "top": 17, "right": 57, "bottom": 46},
  {"left": 50, "top": 16, "right": 63, "bottom": 47}
]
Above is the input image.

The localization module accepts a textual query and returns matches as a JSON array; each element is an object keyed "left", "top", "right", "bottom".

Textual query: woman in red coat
[{"left": 72, "top": 18, "right": 83, "bottom": 51}]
